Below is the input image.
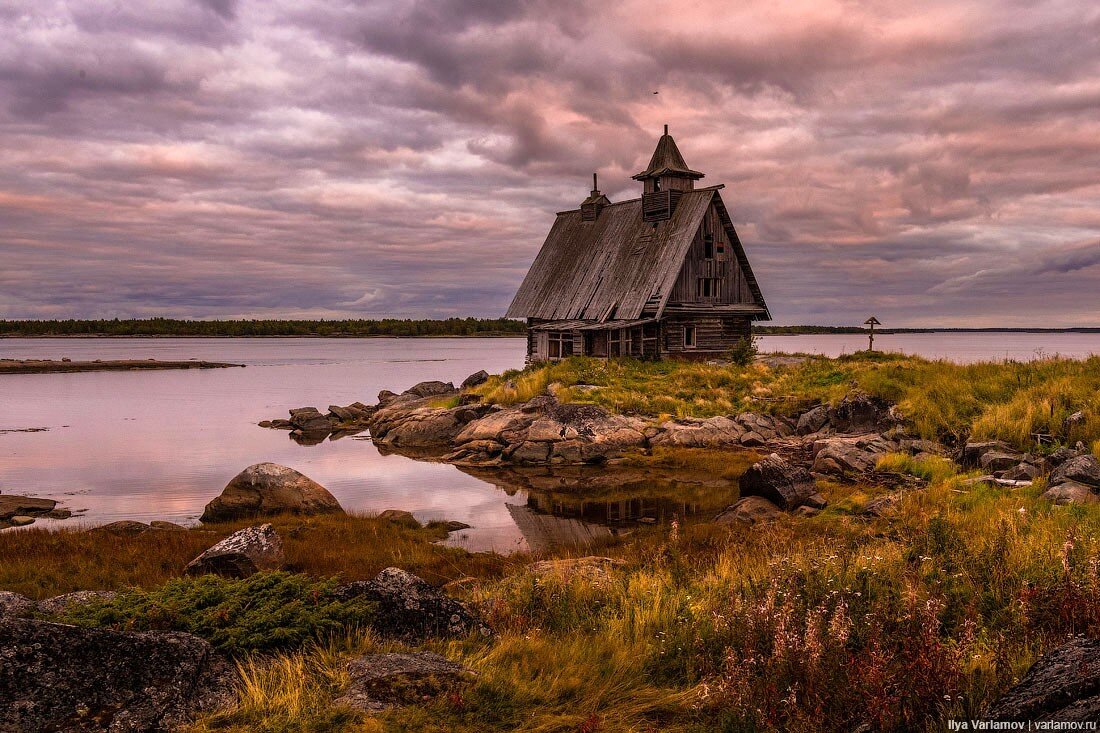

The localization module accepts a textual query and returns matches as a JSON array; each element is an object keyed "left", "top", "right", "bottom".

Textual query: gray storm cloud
[{"left": 1, "top": 0, "right": 1099, "bottom": 326}]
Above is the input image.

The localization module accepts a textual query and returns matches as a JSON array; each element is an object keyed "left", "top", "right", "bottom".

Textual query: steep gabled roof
[
  {"left": 506, "top": 187, "right": 769, "bottom": 321},
  {"left": 632, "top": 129, "right": 704, "bottom": 180}
]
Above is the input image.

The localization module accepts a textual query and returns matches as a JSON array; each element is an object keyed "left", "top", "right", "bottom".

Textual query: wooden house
[{"left": 506, "top": 126, "right": 770, "bottom": 362}]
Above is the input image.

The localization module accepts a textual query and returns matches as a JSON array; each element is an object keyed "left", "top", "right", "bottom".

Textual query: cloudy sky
[{"left": 1, "top": 0, "right": 1098, "bottom": 326}]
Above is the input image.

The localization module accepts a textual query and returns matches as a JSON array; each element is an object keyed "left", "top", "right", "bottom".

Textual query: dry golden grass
[{"left": 0, "top": 513, "right": 521, "bottom": 599}]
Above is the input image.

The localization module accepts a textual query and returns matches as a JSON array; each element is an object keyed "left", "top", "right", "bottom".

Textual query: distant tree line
[
  {"left": 0, "top": 318, "right": 528, "bottom": 338},
  {"left": 2, "top": 319, "right": 1094, "bottom": 338}
]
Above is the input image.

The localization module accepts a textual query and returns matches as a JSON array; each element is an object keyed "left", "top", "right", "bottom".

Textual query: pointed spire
[{"left": 632, "top": 125, "right": 704, "bottom": 181}]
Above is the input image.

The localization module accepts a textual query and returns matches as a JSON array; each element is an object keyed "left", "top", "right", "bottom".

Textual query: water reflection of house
[{"left": 508, "top": 493, "right": 704, "bottom": 552}]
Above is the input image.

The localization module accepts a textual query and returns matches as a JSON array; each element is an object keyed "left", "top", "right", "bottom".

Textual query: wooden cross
[{"left": 864, "top": 316, "right": 881, "bottom": 352}]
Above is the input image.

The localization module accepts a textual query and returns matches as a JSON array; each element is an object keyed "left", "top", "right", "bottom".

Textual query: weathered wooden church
[{"left": 506, "top": 126, "right": 770, "bottom": 362}]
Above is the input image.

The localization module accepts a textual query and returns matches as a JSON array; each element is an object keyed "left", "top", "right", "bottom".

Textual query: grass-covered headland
[{"left": 5, "top": 353, "right": 1100, "bottom": 732}]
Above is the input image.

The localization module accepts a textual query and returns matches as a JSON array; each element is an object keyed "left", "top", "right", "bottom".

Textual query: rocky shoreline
[{"left": 261, "top": 369, "right": 1100, "bottom": 523}]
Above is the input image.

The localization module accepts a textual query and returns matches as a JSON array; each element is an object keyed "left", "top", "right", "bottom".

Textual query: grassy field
[
  {"left": 6, "top": 354, "right": 1100, "bottom": 731},
  {"left": 182, "top": 470, "right": 1100, "bottom": 733}
]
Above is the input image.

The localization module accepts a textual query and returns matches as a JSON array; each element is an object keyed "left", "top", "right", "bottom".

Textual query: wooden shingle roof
[{"left": 506, "top": 187, "right": 770, "bottom": 321}]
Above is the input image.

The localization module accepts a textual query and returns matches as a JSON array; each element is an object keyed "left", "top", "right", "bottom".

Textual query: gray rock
[
  {"left": 1047, "top": 447, "right": 1081, "bottom": 466},
  {"left": 150, "top": 521, "right": 188, "bottom": 531},
  {"left": 377, "top": 389, "right": 399, "bottom": 406},
  {"left": 1001, "top": 463, "right": 1041, "bottom": 481},
  {"left": 8, "top": 516, "right": 34, "bottom": 527},
  {"left": 35, "top": 590, "right": 119, "bottom": 617},
  {"left": 1041, "top": 481, "right": 1099, "bottom": 505},
  {"left": 863, "top": 494, "right": 901, "bottom": 516},
  {"left": 185, "top": 523, "right": 285, "bottom": 578},
  {"left": 714, "top": 496, "right": 783, "bottom": 525},
  {"left": 377, "top": 509, "right": 421, "bottom": 529},
  {"left": 334, "top": 652, "right": 474, "bottom": 712},
  {"left": 739, "top": 454, "right": 818, "bottom": 510},
  {"left": 200, "top": 462, "right": 343, "bottom": 522},
  {"left": 403, "top": 380, "right": 456, "bottom": 398},
  {"left": 334, "top": 567, "right": 492, "bottom": 640},
  {"left": 960, "top": 440, "right": 1014, "bottom": 467},
  {"left": 981, "top": 451, "right": 1026, "bottom": 472},
  {"left": 1049, "top": 455, "right": 1100, "bottom": 489},
  {"left": 0, "top": 591, "right": 34, "bottom": 618},
  {"left": 92, "top": 520, "right": 153, "bottom": 535},
  {"left": 328, "top": 404, "right": 372, "bottom": 423},
  {"left": 0, "top": 617, "right": 232, "bottom": 732},
  {"left": 0, "top": 495, "right": 56, "bottom": 521},
  {"left": 986, "top": 638, "right": 1100, "bottom": 722},
  {"left": 804, "top": 492, "right": 828, "bottom": 509},
  {"left": 796, "top": 405, "right": 829, "bottom": 435},
  {"left": 826, "top": 392, "right": 895, "bottom": 432},
  {"left": 461, "top": 370, "right": 490, "bottom": 389},
  {"left": 793, "top": 505, "right": 821, "bottom": 518},
  {"left": 812, "top": 434, "right": 896, "bottom": 476},
  {"left": 650, "top": 415, "right": 745, "bottom": 448},
  {"left": 288, "top": 407, "right": 337, "bottom": 432}
]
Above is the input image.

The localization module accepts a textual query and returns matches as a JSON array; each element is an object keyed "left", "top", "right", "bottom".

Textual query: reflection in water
[{"left": 458, "top": 464, "right": 738, "bottom": 553}]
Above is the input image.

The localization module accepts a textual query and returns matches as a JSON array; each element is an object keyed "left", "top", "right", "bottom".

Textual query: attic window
[
  {"left": 697, "top": 278, "right": 721, "bottom": 298},
  {"left": 704, "top": 235, "right": 715, "bottom": 259}
]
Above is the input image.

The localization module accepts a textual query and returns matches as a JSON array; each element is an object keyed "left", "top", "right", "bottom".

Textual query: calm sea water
[{"left": 1, "top": 333, "right": 1097, "bottom": 552}]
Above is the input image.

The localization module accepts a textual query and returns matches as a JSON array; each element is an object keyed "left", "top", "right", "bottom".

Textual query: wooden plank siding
[
  {"left": 661, "top": 316, "right": 751, "bottom": 357},
  {"left": 666, "top": 202, "right": 755, "bottom": 307}
]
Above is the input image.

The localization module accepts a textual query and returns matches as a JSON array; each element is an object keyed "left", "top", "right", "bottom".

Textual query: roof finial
[{"left": 663, "top": 124, "right": 669, "bottom": 136}]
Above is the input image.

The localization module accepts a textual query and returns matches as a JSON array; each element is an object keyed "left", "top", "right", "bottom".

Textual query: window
[
  {"left": 697, "top": 278, "right": 721, "bottom": 298},
  {"left": 609, "top": 328, "right": 632, "bottom": 357},
  {"left": 703, "top": 234, "right": 715, "bottom": 259},
  {"left": 684, "top": 326, "right": 697, "bottom": 348},
  {"left": 547, "top": 332, "right": 573, "bottom": 360}
]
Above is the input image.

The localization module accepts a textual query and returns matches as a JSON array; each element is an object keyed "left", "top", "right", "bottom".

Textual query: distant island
[{"left": 0, "top": 318, "right": 1097, "bottom": 338}]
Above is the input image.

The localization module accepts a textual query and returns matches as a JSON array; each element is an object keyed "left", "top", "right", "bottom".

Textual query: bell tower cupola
[{"left": 633, "top": 126, "right": 703, "bottom": 222}]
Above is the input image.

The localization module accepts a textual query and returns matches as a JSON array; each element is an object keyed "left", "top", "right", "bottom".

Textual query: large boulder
[
  {"left": 334, "top": 567, "right": 492, "bottom": 640},
  {"left": 377, "top": 509, "right": 421, "bottom": 529},
  {"left": 1049, "top": 455, "right": 1100, "bottom": 489},
  {"left": 448, "top": 397, "right": 648, "bottom": 465},
  {"left": 985, "top": 638, "right": 1100, "bottom": 722},
  {"left": 185, "top": 523, "right": 285, "bottom": 578},
  {"left": 287, "top": 407, "right": 337, "bottom": 433},
  {"left": 370, "top": 404, "right": 489, "bottom": 448},
  {"left": 980, "top": 451, "right": 1027, "bottom": 473},
  {"left": 1041, "top": 481, "right": 1099, "bottom": 505},
  {"left": 796, "top": 405, "right": 829, "bottom": 435},
  {"left": 334, "top": 652, "right": 475, "bottom": 712},
  {"left": 714, "top": 496, "right": 783, "bottom": 525},
  {"left": 0, "top": 617, "right": 232, "bottom": 732},
  {"left": 0, "top": 495, "right": 60, "bottom": 528},
  {"left": 651, "top": 416, "right": 746, "bottom": 448},
  {"left": 739, "top": 454, "right": 819, "bottom": 510},
  {"left": 826, "top": 393, "right": 896, "bottom": 433},
  {"left": 812, "top": 434, "right": 897, "bottom": 476},
  {"left": 460, "top": 370, "right": 489, "bottom": 389},
  {"left": 0, "top": 591, "right": 34, "bottom": 618},
  {"left": 403, "top": 380, "right": 455, "bottom": 398},
  {"left": 36, "top": 591, "right": 119, "bottom": 617},
  {"left": 960, "top": 440, "right": 1015, "bottom": 467},
  {"left": 200, "top": 463, "right": 343, "bottom": 522}
]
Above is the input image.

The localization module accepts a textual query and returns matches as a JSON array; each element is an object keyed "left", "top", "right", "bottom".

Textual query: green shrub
[
  {"left": 54, "top": 572, "right": 373, "bottom": 655},
  {"left": 726, "top": 336, "right": 759, "bottom": 366}
]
